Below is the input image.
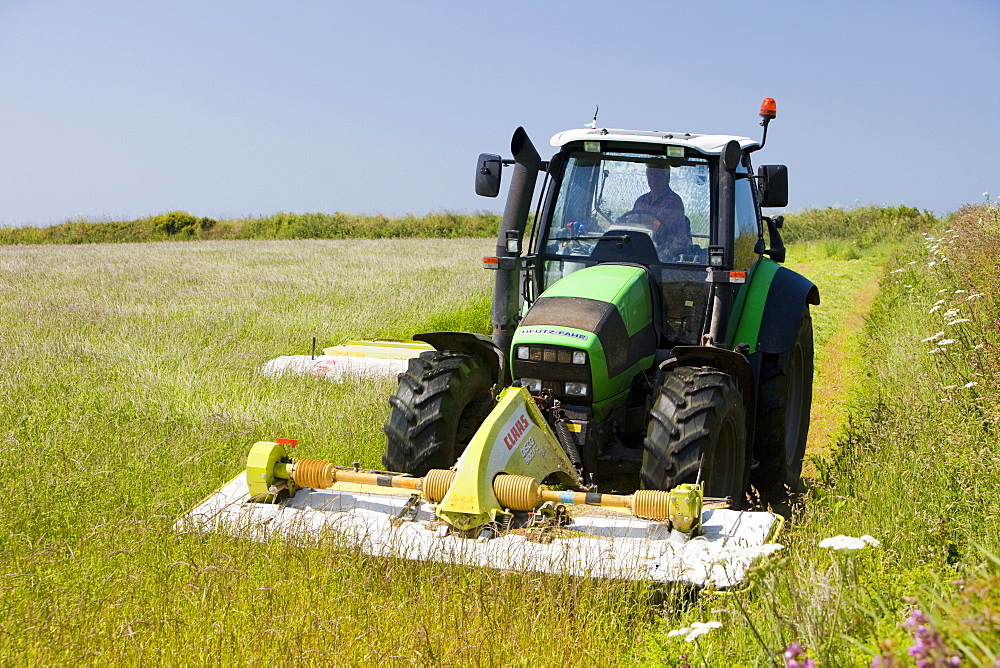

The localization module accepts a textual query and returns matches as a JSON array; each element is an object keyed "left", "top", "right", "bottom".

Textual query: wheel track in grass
[{"left": 783, "top": 256, "right": 884, "bottom": 478}]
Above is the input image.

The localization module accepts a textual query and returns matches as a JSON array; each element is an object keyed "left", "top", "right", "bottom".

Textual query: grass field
[{"left": 2, "top": 216, "right": 998, "bottom": 664}]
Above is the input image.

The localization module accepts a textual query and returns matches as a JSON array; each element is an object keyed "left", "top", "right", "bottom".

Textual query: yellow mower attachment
[{"left": 243, "top": 387, "right": 707, "bottom": 536}]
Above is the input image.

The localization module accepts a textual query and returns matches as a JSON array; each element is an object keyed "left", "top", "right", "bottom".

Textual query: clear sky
[{"left": 1, "top": 0, "right": 997, "bottom": 226}]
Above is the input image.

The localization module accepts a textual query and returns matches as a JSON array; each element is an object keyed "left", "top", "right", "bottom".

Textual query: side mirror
[
  {"left": 475, "top": 153, "right": 503, "bottom": 197},
  {"left": 757, "top": 165, "right": 788, "bottom": 208}
]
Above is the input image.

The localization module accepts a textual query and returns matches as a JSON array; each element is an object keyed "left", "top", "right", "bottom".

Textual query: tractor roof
[{"left": 550, "top": 128, "right": 759, "bottom": 155}]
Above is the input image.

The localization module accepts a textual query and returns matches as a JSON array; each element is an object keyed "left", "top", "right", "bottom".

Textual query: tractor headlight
[
  {"left": 564, "top": 382, "right": 589, "bottom": 397},
  {"left": 515, "top": 345, "right": 586, "bottom": 365},
  {"left": 520, "top": 378, "right": 543, "bottom": 393}
]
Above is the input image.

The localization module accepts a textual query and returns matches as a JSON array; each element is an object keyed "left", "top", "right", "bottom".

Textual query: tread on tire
[
  {"left": 751, "top": 309, "right": 814, "bottom": 496},
  {"left": 641, "top": 366, "right": 749, "bottom": 500},
  {"left": 382, "top": 350, "right": 495, "bottom": 476}
]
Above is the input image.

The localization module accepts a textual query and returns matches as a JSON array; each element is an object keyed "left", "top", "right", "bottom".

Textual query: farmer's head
[{"left": 646, "top": 163, "right": 671, "bottom": 193}]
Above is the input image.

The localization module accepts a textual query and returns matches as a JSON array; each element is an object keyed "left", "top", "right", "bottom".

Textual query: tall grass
[
  {"left": 0, "top": 238, "right": 674, "bottom": 664},
  {"left": 3, "top": 209, "right": 997, "bottom": 664},
  {"left": 637, "top": 206, "right": 999, "bottom": 665}
]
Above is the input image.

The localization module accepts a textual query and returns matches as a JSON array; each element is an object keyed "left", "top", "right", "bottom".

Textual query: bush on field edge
[
  {"left": 0, "top": 210, "right": 502, "bottom": 245},
  {"left": 782, "top": 204, "right": 938, "bottom": 246},
  {"left": 0, "top": 204, "right": 941, "bottom": 246}
]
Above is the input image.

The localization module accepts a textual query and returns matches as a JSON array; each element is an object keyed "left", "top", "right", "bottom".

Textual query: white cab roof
[{"left": 550, "top": 128, "right": 759, "bottom": 155}]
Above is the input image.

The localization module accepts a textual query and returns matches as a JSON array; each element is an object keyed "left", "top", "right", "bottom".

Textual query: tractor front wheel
[
  {"left": 382, "top": 351, "right": 495, "bottom": 476},
  {"left": 641, "top": 366, "right": 749, "bottom": 501}
]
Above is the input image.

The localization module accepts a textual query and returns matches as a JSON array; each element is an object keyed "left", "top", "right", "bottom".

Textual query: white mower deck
[{"left": 177, "top": 474, "right": 782, "bottom": 588}]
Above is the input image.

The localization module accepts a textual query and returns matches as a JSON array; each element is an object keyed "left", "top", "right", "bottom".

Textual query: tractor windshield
[
  {"left": 544, "top": 152, "right": 711, "bottom": 264},
  {"left": 536, "top": 151, "right": 715, "bottom": 347}
]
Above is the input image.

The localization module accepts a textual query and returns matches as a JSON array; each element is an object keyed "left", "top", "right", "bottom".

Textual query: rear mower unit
[{"left": 183, "top": 99, "right": 811, "bottom": 586}]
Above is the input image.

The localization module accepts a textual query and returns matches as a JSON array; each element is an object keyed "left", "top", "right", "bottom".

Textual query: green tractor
[{"left": 383, "top": 99, "right": 818, "bottom": 502}]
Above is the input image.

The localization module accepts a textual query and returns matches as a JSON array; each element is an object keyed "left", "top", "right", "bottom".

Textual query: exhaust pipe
[
  {"left": 496, "top": 127, "right": 542, "bottom": 255},
  {"left": 491, "top": 127, "right": 542, "bottom": 356}
]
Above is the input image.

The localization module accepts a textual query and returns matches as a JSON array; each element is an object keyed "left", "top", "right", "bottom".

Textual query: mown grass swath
[{"left": 2, "top": 205, "right": 998, "bottom": 664}]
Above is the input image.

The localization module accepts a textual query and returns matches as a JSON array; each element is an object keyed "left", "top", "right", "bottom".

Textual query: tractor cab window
[
  {"left": 734, "top": 159, "right": 761, "bottom": 270},
  {"left": 538, "top": 151, "right": 715, "bottom": 347},
  {"left": 544, "top": 152, "right": 711, "bottom": 265}
]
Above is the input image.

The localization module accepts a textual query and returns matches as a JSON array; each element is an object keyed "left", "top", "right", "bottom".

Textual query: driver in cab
[{"left": 630, "top": 163, "right": 688, "bottom": 252}]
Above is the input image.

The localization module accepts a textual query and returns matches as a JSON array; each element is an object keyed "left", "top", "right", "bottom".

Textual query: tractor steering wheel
[{"left": 613, "top": 209, "right": 663, "bottom": 230}]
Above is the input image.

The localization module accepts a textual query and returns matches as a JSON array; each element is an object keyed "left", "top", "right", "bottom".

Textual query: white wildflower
[
  {"left": 819, "top": 534, "right": 880, "bottom": 551},
  {"left": 928, "top": 349, "right": 941, "bottom": 354},
  {"left": 942, "top": 385, "right": 957, "bottom": 390},
  {"left": 954, "top": 290, "right": 966, "bottom": 294},
  {"left": 937, "top": 288, "right": 949, "bottom": 293},
  {"left": 930, "top": 304, "right": 943, "bottom": 313},
  {"left": 928, "top": 261, "right": 936, "bottom": 267},
  {"left": 921, "top": 332, "right": 945, "bottom": 342},
  {"left": 966, "top": 293, "right": 984, "bottom": 301},
  {"left": 943, "top": 308, "right": 960, "bottom": 319},
  {"left": 964, "top": 381, "right": 978, "bottom": 388},
  {"left": 668, "top": 621, "right": 724, "bottom": 642},
  {"left": 947, "top": 319, "right": 970, "bottom": 326},
  {"left": 907, "top": 260, "right": 917, "bottom": 265},
  {"left": 938, "top": 339, "right": 956, "bottom": 347},
  {"left": 890, "top": 268, "right": 905, "bottom": 274}
]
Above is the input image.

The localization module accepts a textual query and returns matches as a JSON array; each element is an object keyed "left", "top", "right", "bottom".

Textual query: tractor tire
[
  {"left": 641, "top": 366, "right": 749, "bottom": 500},
  {"left": 382, "top": 350, "right": 495, "bottom": 476},
  {"left": 752, "top": 309, "right": 814, "bottom": 496}
]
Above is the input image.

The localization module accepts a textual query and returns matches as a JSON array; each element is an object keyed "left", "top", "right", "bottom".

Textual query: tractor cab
[
  {"left": 506, "top": 128, "right": 779, "bottom": 371},
  {"left": 529, "top": 138, "right": 723, "bottom": 350}
]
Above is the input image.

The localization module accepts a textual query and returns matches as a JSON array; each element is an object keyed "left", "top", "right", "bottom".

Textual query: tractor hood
[{"left": 511, "top": 264, "right": 657, "bottom": 415}]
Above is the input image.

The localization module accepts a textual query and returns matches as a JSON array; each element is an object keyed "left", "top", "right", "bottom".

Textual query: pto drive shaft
[{"left": 246, "top": 441, "right": 702, "bottom": 530}]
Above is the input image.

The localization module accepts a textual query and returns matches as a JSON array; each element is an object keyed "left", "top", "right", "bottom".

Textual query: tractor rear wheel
[
  {"left": 752, "top": 309, "right": 814, "bottom": 496},
  {"left": 382, "top": 351, "right": 495, "bottom": 476},
  {"left": 641, "top": 366, "right": 749, "bottom": 500}
]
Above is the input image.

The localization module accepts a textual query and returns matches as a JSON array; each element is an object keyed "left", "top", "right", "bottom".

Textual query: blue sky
[{"left": 1, "top": 0, "right": 997, "bottom": 226}]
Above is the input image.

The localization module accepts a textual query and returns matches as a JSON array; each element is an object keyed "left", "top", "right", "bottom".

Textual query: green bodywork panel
[
  {"left": 725, "top": 257, "right": 780, "bottom": 351},
  {"left": 512, "top": 264, "right": 656, "bottom": 419},
  {"left": 534, "top": 264, "right": 653, "bottom": 336}
]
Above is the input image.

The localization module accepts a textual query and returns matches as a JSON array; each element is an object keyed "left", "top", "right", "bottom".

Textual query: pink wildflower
[{"left": 783, "top": 641, "right": 816, "bottom": 668}]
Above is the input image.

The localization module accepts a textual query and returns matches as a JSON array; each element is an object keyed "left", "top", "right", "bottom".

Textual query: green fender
[{"left": 726, "top": 258, "right": 820, "bottom": 355}]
